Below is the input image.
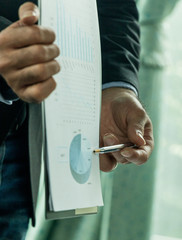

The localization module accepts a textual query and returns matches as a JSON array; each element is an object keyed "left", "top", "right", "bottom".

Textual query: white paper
[{"left": 41, "top": 0, "right": 103, "bottom": 211}]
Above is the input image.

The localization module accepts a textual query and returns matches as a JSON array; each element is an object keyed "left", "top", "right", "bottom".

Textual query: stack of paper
[{"left": 41, "top": 0, "right": 103, "bottom": 217}]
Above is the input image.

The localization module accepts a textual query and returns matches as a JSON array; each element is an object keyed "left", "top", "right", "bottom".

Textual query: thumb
[
  {"left": 19, "top": 2, "right": 39, "bottom": 26},
  {"left": 103, "top": 133, "right": 119, "bottom": 146}
]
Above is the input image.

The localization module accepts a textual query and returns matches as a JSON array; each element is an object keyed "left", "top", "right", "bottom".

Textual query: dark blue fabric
[
  {"left": 0, "top": 121, "right": 31, "bottom": 239},
  {"left": 97, "top": 0, "right": 140, "bottom": 91}
]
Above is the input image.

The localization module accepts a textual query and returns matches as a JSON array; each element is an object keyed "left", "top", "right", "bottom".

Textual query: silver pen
[{"left": 93, "top": 143, "right": 135, "bottom": 154}]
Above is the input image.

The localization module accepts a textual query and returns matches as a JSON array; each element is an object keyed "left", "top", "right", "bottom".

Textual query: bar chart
[{"left": 56, "top": 1, "right": 94, "bottom": 63}]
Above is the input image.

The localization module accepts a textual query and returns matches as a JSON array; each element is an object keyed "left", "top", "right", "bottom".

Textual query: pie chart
[{"left": 69, "top": 134, "right": 92, "bottom": 184}]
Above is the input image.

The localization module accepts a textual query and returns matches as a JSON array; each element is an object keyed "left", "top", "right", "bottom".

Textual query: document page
[{"left": 41, "top": 0, "right": 103, "bottom": 211}]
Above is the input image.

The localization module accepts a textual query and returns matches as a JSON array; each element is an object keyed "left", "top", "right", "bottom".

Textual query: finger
[
  {"left": 99, "top": 133, "right": 118, "bottom": 171},
  {"left": 11, "top": 44, "right": 60, "bottom": 69},
  {"left": 19, "top": 77, "right": 57, "bottom": 103},
  {"left": 120, "top": 145, "right": 151, "bottom": 165},
  {"left": 127, "top": 110, "right": 149, "bottom": 146},
  {"left": 99, "top": 154, "right": 117, "bottom": 172},
  {"left": 9, "top": 2, "right": 39, "bottom": 29},
  {"left": 19, "top": 2, "right": 39, "bottom": 25},
  {"left": 143, "top": 120, "right": 154, "bottom": 148},
  {"left": 120, "top": 118, "right": 154, "bottom": 165},
  {"left": 100, "top": 133, "right": 130, "bottom": 171},
  {"left": 5, "top": 25, "right": 56, "bottom": 48},
  {"left": 11, "top": 60, "right": 60, "bottom": 89},
  {"left": 103, "top": 133, "right": 130, "bottom": 164}
]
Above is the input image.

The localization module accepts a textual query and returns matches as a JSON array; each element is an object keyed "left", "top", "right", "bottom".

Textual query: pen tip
[{"left": 93, "top": 149, "right": 100, "bottom": 153}]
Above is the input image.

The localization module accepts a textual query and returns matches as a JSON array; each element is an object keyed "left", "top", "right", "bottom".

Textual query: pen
[{"left": 93, "top": 143, "right": 135, "bottom": 154}]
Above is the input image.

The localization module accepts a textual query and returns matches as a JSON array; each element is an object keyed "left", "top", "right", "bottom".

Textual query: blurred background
[{"left": 26, "top": 0, "right": 182, "bottom": 239}]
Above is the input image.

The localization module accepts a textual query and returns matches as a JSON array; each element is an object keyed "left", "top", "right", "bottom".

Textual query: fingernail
[
  {"left": 22, "top": 9, "right": 39, "bottom": 18},
  {"left": 22, "top": 11, "right": 35, "bottom": 18},
  {"left": 136, "top": 130, "right": 146, "bottom": 145},
  {"left": 111, "top": 162, "right": 118, "bottom": 171},
  {"left": 103, "top": 133, "right": 116, "bottom": 145},
  {"left": 120, "top": 150, "right": 132, "bottom": 158}
]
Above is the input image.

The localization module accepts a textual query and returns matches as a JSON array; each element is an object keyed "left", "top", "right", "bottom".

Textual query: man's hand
[
  {"left": 0, "top": 2, "right": 60, "bottom": 103},
  {"left": 100, "top": 88, "right": 154, "bottom": 172}
]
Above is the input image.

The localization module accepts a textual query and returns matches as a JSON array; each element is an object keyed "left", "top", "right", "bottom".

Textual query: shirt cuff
[
  {"left": 102, "top": 81, "right": 138, "bottom": 96},
  {"left": 0, "top": 94, "right": 13, "bottom": 105},
  {"left": 0, "top": 76, "right": 19, "bottom": 104}
]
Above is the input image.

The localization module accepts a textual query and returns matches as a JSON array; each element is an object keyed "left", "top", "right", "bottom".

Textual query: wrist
[{"left": 102, "top": 87, "right": 137, "bottom": 102}]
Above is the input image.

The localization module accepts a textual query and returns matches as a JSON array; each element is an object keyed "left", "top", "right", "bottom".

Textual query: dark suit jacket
[{"left": 0, "top": 0, "right": 140, "bottom": 226}]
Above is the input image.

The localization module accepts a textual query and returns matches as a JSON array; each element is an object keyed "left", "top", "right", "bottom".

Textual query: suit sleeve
[
  {"left": 0, "top": 16, "right": 11, "bottom": 31},
  {"left": 97, "top": 0, "right": 140, "bottom": 94},
  {"left": 0, "top": 16, "right": 26, "bottom": 145},
  {"left": 0, "top": 16, "right": 18, "bottom": 103}
]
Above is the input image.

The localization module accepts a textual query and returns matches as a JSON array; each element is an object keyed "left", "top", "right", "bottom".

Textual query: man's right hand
[{"left": 0, "top": 2, "right": 60, "bottom": 103}]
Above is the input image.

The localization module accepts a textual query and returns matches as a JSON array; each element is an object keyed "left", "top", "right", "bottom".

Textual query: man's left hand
[{"left": 99, "top": 88, "right": 154, "bottom": 172}]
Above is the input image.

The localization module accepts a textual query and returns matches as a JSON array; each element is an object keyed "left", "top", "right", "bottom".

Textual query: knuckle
[
  {"left": 55, "top": 45, "right": 60, "bottom": 56},
  {"left": 30, "top": 88, "right": 44, "bottom": 103},
  {"left": 52, "top": 44, "right": 60, "bottom": 58},
  {"left": 40, "top": 26, "right": 56, "bottom": 42},
  {"left": 26, "top": 64, "right": 47, "bottom": 83},
  {"left": 44, "top": 27, "right": 56, "bottom": 42},
  {"left": 55, "top": 61, "right": 61, "bottom": 72},
  {"left": 25, "top": 67, "right": 42, "bottom": 83},
  {"left": 32, "top": 26, "right": 43, "bottom": 42},
  {"left": 25, "top": 70, "right": 36, "bottom": 82},
  {"left": 37, "top": 64, "right": 47, "bottom": 79},
  {"left": 48, "top": 28, "right": 56, "bottom": 41},
  {"left": 19, "top": 87, "right": 43, "bottom": 103},
  {"left": 27, "top": 64, "right": 46, "bottom": 82},
  {"left": 0, "top": 57, "right": 11, "bottom": 72},
  {"left": 138, "top": 108, "right": 146, "bottom": 118},
  {"left": 35, "top": 45, "right": 47, "bottom": 60},
  {"left": 51, "top": 78, "right": 57, "bottom": 90}
]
